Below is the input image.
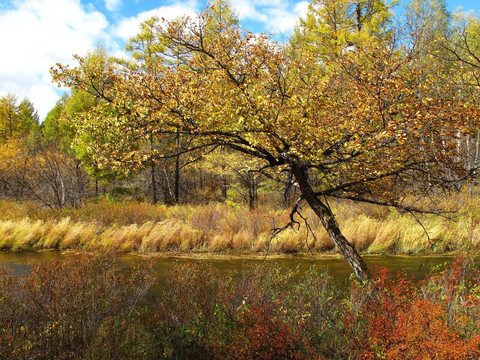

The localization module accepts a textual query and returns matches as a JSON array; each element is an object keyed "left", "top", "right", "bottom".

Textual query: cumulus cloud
[
  {"left": 105, "top": 0, "right": 122, "bottom": 12},
  {"left": 28, "top": 83, "right": 63, "bottom": 119},
  {"left": 265, "top": 1, "right": 309, "bottom": 33},
  {"left": 0, "top": 0, "right": 109, "bottom": 120},
  {"left": 113, "top": 0, "right": 199, "bottom": 41},
  {"left": 230, "top": 0, "right": 308, "bottom": 34},
  {"left": 0, "top": 0, "right": 308, "bottom": 121},
  {"left": 231, "top": 0, "right": 268, "bottom": 23}
]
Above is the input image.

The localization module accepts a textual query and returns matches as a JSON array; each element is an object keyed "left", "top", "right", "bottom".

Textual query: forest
[{"left": 2, "top": 0, "right": 480, "bottom": 357}]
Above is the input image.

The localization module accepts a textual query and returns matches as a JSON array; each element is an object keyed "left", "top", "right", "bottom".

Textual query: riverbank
[{"left": 0, "top": 195, "right": 478, "bottom": 255}]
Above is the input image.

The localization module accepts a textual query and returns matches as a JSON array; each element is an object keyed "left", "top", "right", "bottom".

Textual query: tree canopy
[{"left": 51, "top": 0, "right": 480, "bottom": 280}]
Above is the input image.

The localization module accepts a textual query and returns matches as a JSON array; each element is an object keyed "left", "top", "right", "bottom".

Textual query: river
[{"left": 0, "top": 251, "right": 456, "bottom": 283}]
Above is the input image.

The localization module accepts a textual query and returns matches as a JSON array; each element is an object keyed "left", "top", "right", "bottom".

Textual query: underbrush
[
  {"left": 0, "top": 254, "right": 155, "bottom": 359},
  {"left": 0, "top": 193, "right": 480, "bottom": 254},
  {"left": 1, "top": 254, "right": 480, "bottom": 359}
]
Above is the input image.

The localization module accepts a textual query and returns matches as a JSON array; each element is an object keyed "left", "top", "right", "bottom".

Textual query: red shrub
[
  {"left": 348, "top": 263, "right": 480, "bottom": 360},
  {"left": 217, "top": 301, "right": 308, "bottom": 360}
]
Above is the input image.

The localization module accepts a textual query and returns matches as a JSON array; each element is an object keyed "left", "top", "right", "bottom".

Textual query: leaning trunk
[{"left": 292, "top": 165, "right": 370, "bottom": 281}]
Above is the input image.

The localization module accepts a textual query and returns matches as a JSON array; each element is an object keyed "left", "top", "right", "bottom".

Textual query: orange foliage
[{"left": 350, "top": 263, "right": 480, "bottom": 360}]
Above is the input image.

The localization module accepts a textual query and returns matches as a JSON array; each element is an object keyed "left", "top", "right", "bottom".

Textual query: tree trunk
[
  {"left": 174, "top": 131, "right": 181, "bottom": 204},
  {"left": 246, "top": 172, "right": 257, "bottom": 210},
  {"left": 163, "top": 166, "right": 174, "bottom": 204},
  {"left": 356, "top": 1, "right": 362, "bottom": 31},
  {"left": 475, "top": 131, "right": 480, "bottom": 169},
  {"left": 151, "top": 162, "right": 158, "bottom": 204},
  {"left": 292, "top": 164, "right": 370, "bottom": 281},
  {"left": 174, "top": 155, "right": 180, "bottom": 204},
  {"left": 150, "top": 138, "right": 158, "bottom": 204},
  {"left": 59, "top": 170, "right": 66, "bottom": 208},
  {"left": 220, "top": 164, "right": 228, "bottom": 200},
  {"left": 75, "top": 160, "right": 85, "bottom": 206}
]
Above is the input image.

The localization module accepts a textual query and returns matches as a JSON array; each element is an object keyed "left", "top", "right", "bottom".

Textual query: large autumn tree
[{"left": 52, "top": 0, "right": 480, "bottom": 280}]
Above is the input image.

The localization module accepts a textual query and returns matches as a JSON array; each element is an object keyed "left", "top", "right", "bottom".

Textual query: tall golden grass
[{"left": 0, "top": 194, "right": 479, "bottom": 254}]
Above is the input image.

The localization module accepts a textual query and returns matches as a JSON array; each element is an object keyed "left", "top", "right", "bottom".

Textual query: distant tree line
[{"left": 0, "top": 91, "right": 275, "bottom": 209}]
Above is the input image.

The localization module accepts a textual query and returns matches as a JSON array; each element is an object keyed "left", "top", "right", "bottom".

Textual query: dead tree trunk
[{"left": 292, "top": 164, "right": 370, "bottom": 281}]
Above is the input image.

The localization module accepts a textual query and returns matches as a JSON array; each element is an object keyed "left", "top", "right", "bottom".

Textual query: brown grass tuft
[{"left": 1, "top": 194, "right": 480, "bottom": 254}]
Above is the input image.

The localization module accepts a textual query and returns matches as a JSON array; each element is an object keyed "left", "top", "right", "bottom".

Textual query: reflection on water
[{"left": 0, "top": 251, "right": 455, "bottom": 283}]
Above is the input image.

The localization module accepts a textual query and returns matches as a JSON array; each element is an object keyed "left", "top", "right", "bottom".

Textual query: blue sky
[
  {"left": 447, "top": 0, "right": 480, "bottom": 13},
  {"left": 0, "top": 0, "right": 479, "bottom": 121}
]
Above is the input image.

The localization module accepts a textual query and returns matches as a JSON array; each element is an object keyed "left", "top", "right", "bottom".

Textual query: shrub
[
  {"left": 152, "top": 263, "right": 347, "bottom": 359},
  {"left": 346, "top": 259, "right": 480, "bottom": 360},
  {"left": 1, "top": 254, "right": 480, "bottom": 359},
  {"left": 0, "top": 254, "right": 154, "bottom": 359}
]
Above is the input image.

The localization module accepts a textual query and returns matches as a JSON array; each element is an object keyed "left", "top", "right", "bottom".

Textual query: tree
[
  {"left": 18, "top": 98, "right": 40, "bottom": 138},
  {"left": 122, "top": 0, "right": 240, "bottom": 205},
  {"left": 291, "top": 0, "right": 392, "bottom": 62},
  {"left": 55, "top": 48, "right": 130, "bottom": 197},
  {"left": 0, "top": 94, "right": 20, "bottom": 141},
  {"left": 403, "top": 0, "right": 451, "bottom": 51},
  {"left": 42, "top": 94, "right": 72, "bottom": 149},
  {"left": 200, "top": 149, "right": 266, "bottom": 209},
  {"left": 0, "top": 94, "right": 40, "bottom": 199},
  {"left": 0, "top": 94, "right": 39, "bottom": 142},
  {"left": 52, "top": 1, "right": 480, "bottom": 280},
  {"left": 423, "top": 9, "right": 480, "bottom": 183}
]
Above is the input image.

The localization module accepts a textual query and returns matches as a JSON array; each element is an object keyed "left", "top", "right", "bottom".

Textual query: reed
[{"left": 1, "top": 195, "right": 480, "bottom": 254}]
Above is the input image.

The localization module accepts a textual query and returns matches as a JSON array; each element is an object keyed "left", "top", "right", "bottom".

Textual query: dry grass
[{"left": 1, "top": 194, "right": 480, "bottom": 254}]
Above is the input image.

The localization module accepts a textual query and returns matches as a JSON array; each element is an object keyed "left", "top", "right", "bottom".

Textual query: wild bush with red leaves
[
  {"left": 218, "top": 302, "right": 307, "bottom": 360},
  {"left": 1, "top": 255, "right": 480, "bottom": 359},
  {"left": 346, "top": 258, "right": 480, "bottom": 360}
]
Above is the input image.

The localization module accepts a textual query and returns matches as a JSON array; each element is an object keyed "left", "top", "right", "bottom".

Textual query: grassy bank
[
  {"left": 1, "top": 254, "right": 479, "bottom": 359},
  {"left": 0, "top": 195, "right": 479, "bottom": 254}
]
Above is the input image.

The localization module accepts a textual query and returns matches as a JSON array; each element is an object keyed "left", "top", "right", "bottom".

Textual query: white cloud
[
  {"left": 231, "top": 0, "right": 268, "bottom": 23},
  {"left": 105, "top": 0, "right": 122, "bottom": 12},
  {"left": 0, "top": 0, "right": 308, "bottom": 121},
  {"left": 114, "top": 1, "right": 199, "bottom": 41},
  {"left": 265, "top": 1, "right": 309, "bottom": 33},
  {"left": 0, "top": 0, "right": 109, "bottom": 121},
  {"left": 231, "top": 0, "right": 308, "bottom": 34},
  {"left": 28, "top": 83, "right": 63, "bottom": 121},
  {"left": 294, "top": 1, "right": 309, "bottom": 18},
  {"left": 252, "top": 0, "right": 283, "bottom": 7}
]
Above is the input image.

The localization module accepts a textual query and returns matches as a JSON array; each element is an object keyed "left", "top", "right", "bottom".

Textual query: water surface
[{"left": 0, "top": 251, "right": 456, "bottom": 282}]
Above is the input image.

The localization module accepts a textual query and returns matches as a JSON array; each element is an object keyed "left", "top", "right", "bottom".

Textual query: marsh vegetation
[{"left": 1, "top": 254, "right": 479, "bottom": 359}]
